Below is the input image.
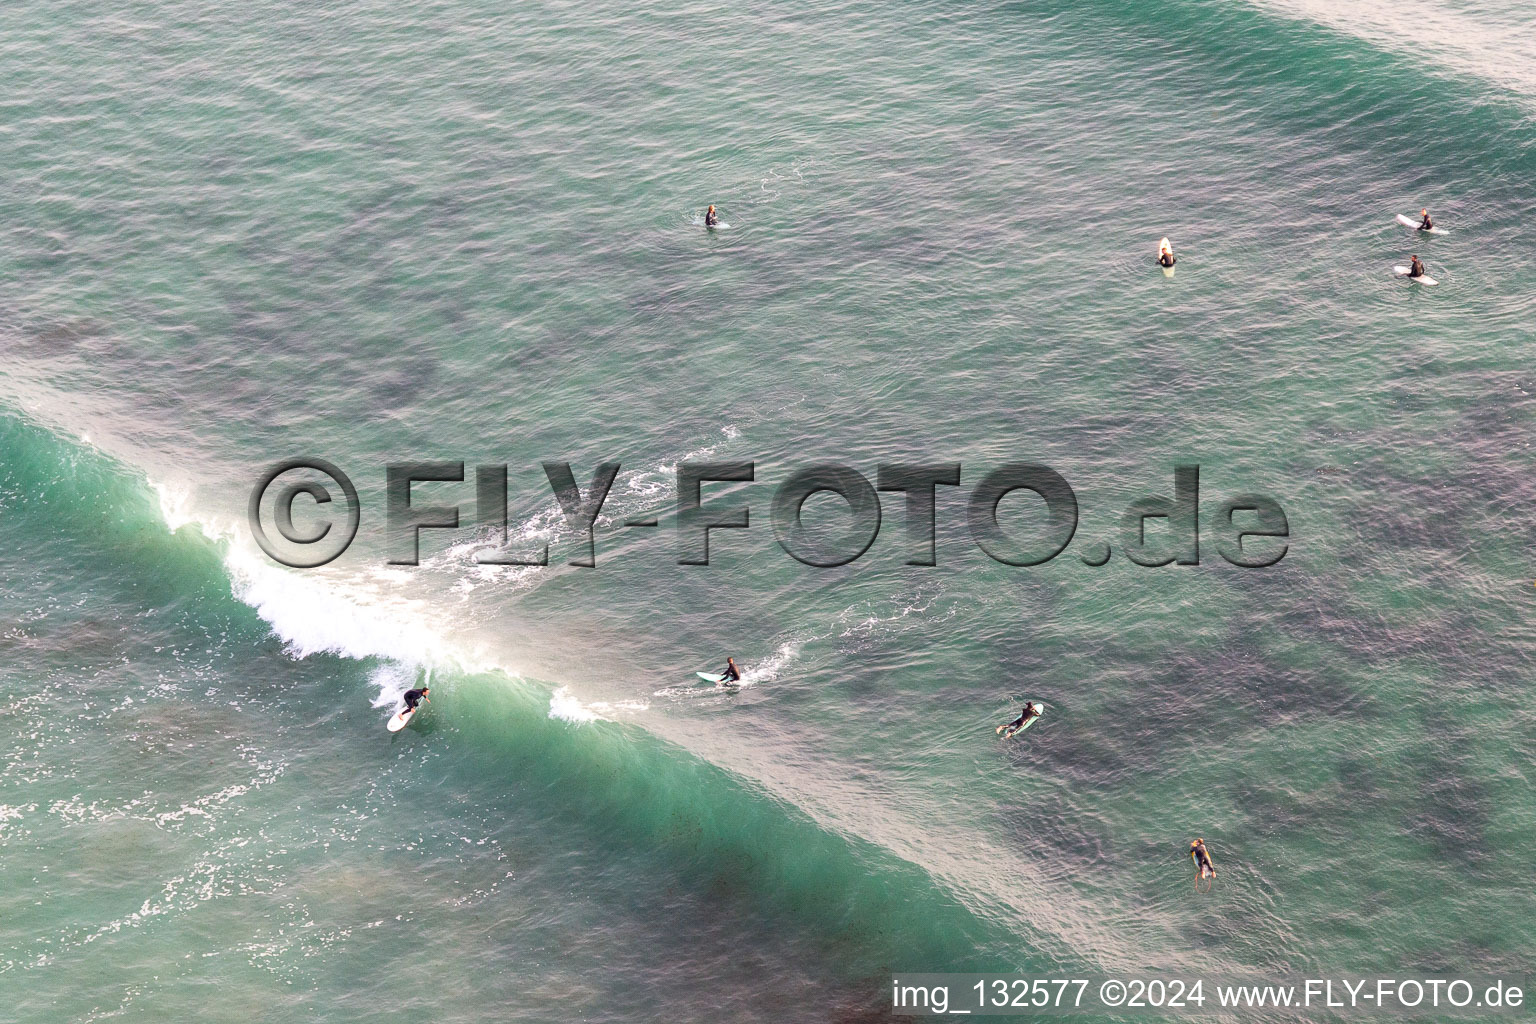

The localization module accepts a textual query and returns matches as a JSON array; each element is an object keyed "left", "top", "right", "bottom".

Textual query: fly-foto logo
[{"left": 248, "top": 460, "right": 1288, "bottom": 571}]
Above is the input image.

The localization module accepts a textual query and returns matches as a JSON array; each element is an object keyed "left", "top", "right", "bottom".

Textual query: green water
[{"left": 2, "top": 0, "right": 1535, "bottom": 1019}]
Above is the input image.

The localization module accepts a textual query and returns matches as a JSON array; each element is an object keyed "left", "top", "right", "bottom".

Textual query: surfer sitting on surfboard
[
  {"left": 1419, "top": 209, "right": 1433, "bottom": 231},
  {"left": 996, "top": 701, "right": 1041, "bottom": 738},
  {"left": 705, "top": 205, "right": 718, "bottom": 228},
  {"left": 1190, "top": 838, "right": 1215, "bottom": 882},
  {"left": 720, "top": 657, "right": 741, "bottom": 684},
  {"left": 402, "top": 686, "right": 430, "bottom": 715},
  {"left": 1158, "top": 245, "right": 1176, "bottom": 268},
  {"left": 1408, "top": 255, "right": 1427, "bottom": 279}
]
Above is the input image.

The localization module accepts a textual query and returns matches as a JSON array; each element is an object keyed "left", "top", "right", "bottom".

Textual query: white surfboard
[
  {"left": 1396, "top": 213, "right": 1446, "bottom": 235},
  {"left": 1393, "top": 265, "right": 1437, "bottom": 285},
  {"left": 387, "top": 707, "right": 415, "bottom": 732},
  {"left": 696, "top": 671, "right": 739, "bottom": 685}
]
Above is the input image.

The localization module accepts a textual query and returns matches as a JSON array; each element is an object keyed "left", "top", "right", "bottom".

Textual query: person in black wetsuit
[
  {"left": 1158, "top": 248, "right": 1176, "bottom": 268},
  {"left": 1419, "top": 209, "right": 1433, "bottom": 231},
  {"left": 997, "top": 700, "right": 1041, "bottom": 737},
  {"left": 401, "top": 686, "right": 430, "bottom": 714},
  {"left": 1408, "top": 255, "right": 1426, "bottom": 278},
  {"left": 720, "top": 657, "right": 741, "bottom": 684},
  {"left": 1190, "top": 838, "right": 1215, "bottom": 880},
  {"left": 705, "top": 205, "right": 718, "bottom": 228}
]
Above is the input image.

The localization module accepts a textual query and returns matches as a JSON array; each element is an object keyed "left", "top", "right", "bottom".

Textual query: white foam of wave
[
  {"left": 413, "top": 430, "right": 748, "bottom": 616},
  {"left": 368, "top": 662, "right": 424, "bottom": 712},
  {"left": 548, "top": 686, "right": 649, "bottom": 723},
  {"left": 596, "top": 432, "right": 738, "bottom": 529},
  {"left": 145, "top": 472, "right": 479, "bottom": 672},
  {"left": 835, "top": 582, "right": 956, "bottom": 645},
  {"left": 439, "top": 436, "right": 745, "bottom": 573},
  {"left": 149, "top": 479, "right": 200, "bottom": 534},
  {"left": 419, "top": 513, "right": 558, "bottom": 592},
  {"left": 739, "top": 641, "right": 797, "bottom": 686},
  {"left": 0, "top": 803, "right": 36, "bottom": 839},
  {"left": 548, "top": 686, "right": 601, "bottom": 723},
  {"left": 145, "top": 473, "right": 501, "bottom": 725},
  {"left": 226, "top": 548, "right": 465, "bottom": 668}
]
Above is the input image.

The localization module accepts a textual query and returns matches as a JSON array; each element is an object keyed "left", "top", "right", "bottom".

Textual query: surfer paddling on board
[
  {"left": 719, "top": 657, "right": 741, "bottom": 684},
  {"left": 401, "top": 686, "right": 430, "bottom": 715},
  {"left": 996, "top": 701, "right": 1042, "bottom": 739},
  {"left": 1408, "top": 255, "right": 1427, "bottom": 279},
  {"left": 1418, "top": 209, "right": 1433, "bottom": 232},
  {"left": 705, "top": 205, "right": 719, "bottom": 228},
  {"left": 1190, "top": 838, "right": 1216, "bottom": 888}
]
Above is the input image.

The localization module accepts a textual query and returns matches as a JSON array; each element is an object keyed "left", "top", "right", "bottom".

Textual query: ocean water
[{"left": 3, "top": 0, "right": 1536, "bottom": 1020}]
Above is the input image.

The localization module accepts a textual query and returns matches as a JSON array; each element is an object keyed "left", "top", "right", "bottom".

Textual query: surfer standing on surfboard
[{"left": 401, "top": 685, "right": 430, "bottom": 715}]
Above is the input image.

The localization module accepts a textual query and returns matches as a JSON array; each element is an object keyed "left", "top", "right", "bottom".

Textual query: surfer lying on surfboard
[
  {"left": 1190, "top": 838, "right": 1215, "bottom": 887},
  {"left": 996, "top": 701, "right": 1042, "bottom": 739}
]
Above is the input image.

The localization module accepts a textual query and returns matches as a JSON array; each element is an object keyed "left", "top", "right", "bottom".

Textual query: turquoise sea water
[{"left": 3, "top": 0, "right": 1536, "bottom": 1020}]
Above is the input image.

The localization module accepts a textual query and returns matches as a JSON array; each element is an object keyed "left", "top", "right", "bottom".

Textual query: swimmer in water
[{"left": 705, "top": 205, "right": 718, "bottom": 228}]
